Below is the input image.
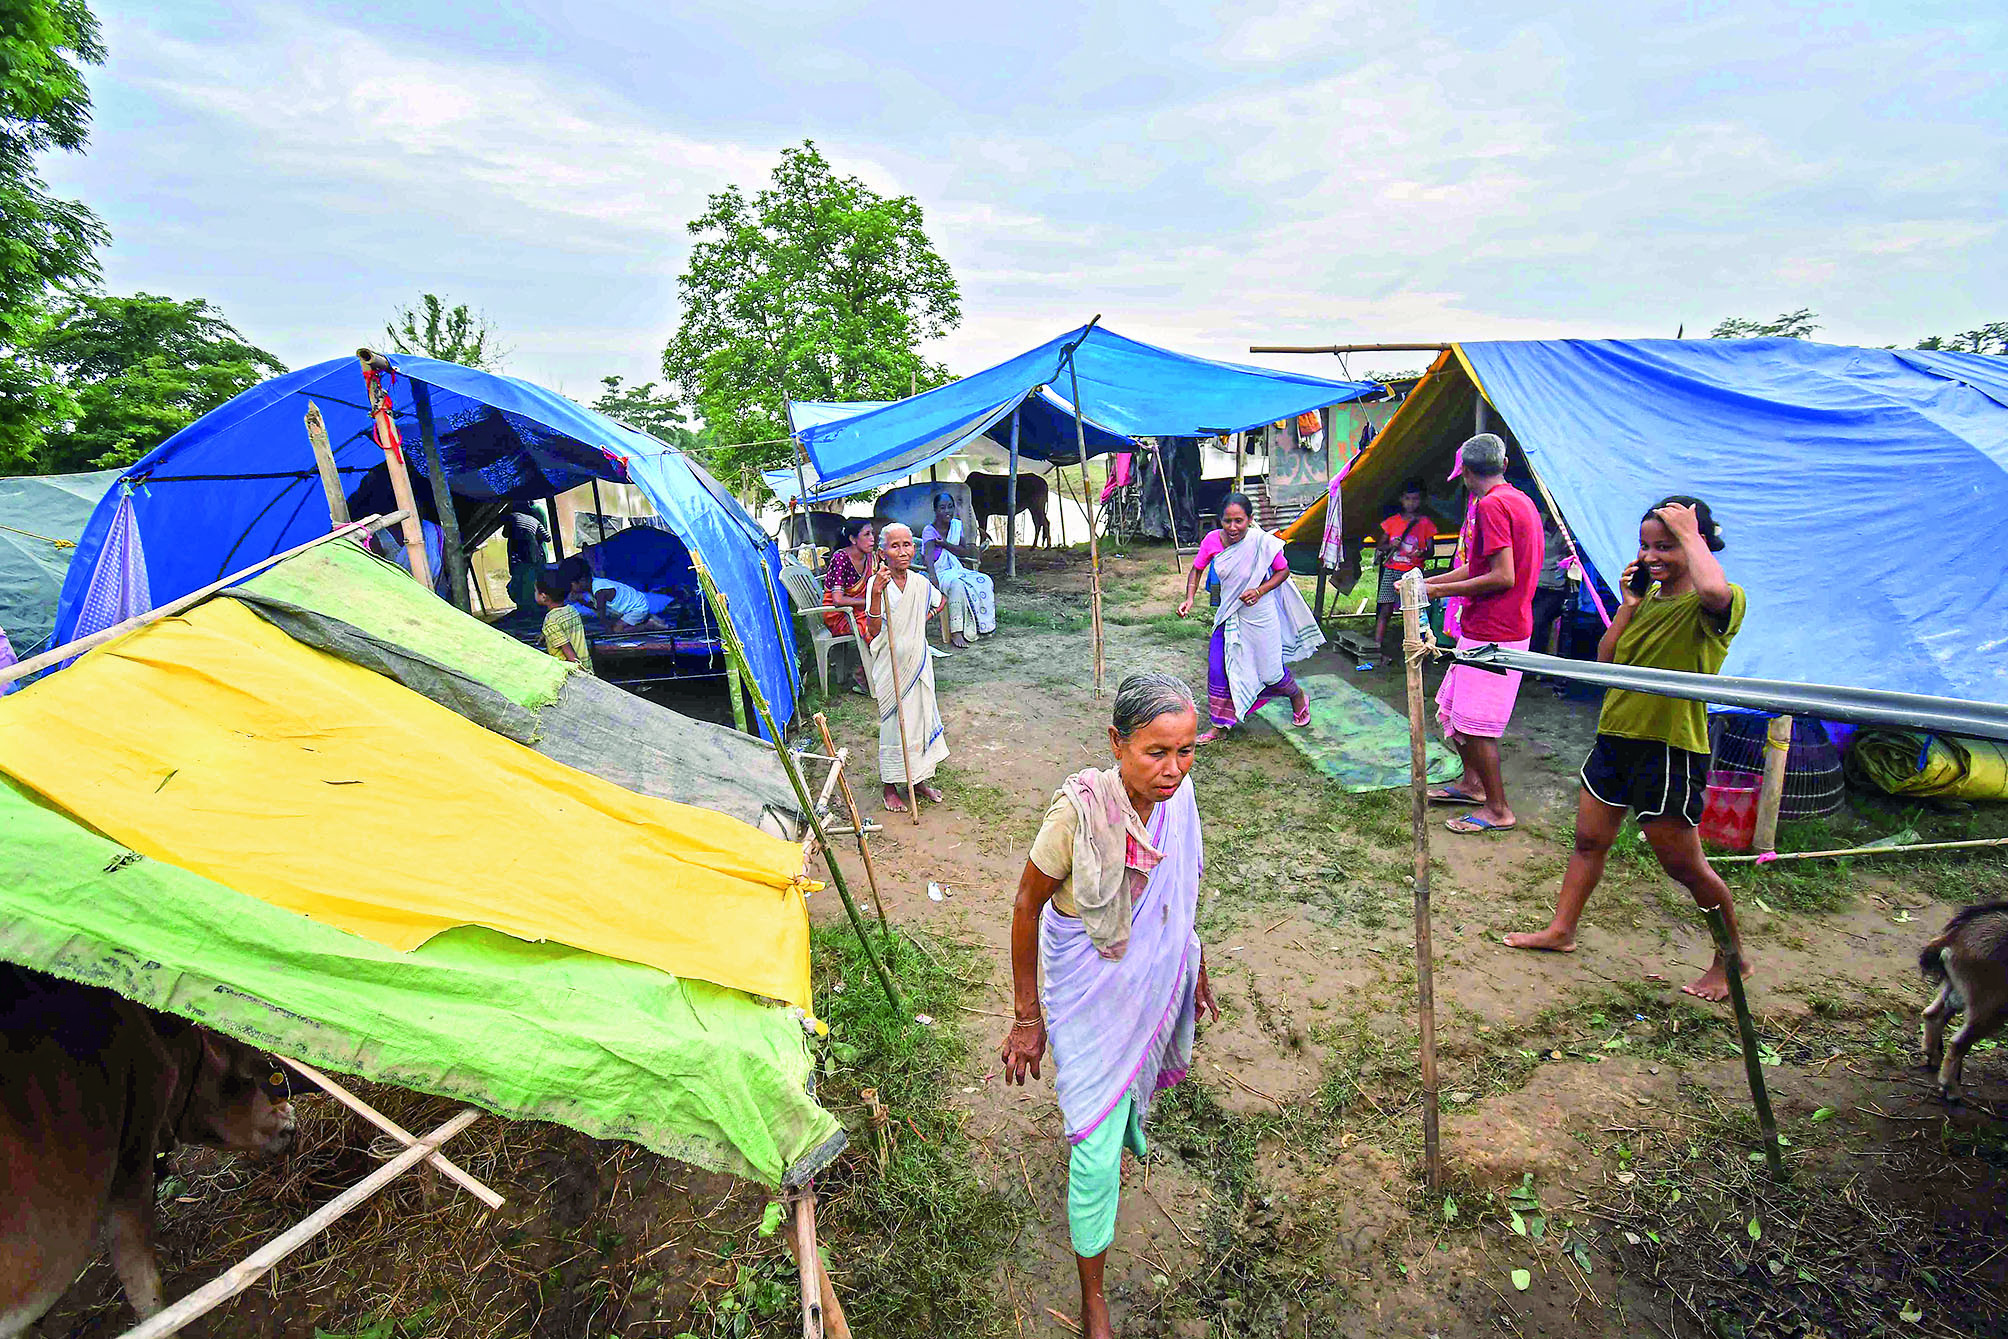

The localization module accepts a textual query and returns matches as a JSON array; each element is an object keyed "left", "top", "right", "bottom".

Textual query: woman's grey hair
[
  {"left": 1112, "top": 671, "right": 1197, "bottom": 738},
  {"left": 1460, "top": 432, "right": 1507, "bottom": 477}
]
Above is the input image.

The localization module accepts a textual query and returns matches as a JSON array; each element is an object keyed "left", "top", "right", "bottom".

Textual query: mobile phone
[{"left": 1628, "top": 561, "right": 1652, "bottom": 596}]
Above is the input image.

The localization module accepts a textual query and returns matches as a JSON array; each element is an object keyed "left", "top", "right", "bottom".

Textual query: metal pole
[
  {"left": 691, "top": 559, "right": 901, "bottom": 1012},
  {"left": 1398, "top": 569, "right": 1441, "bottom": 1193},
  {"left": 1007, "top": 408, "right": 1020, "bottom": 578},
  {"left": 1705, "top": 906, "right": 1785, "bottom": 1180},
  {"left": 410, "top": 380, "right": 468, "bottom": 610}
]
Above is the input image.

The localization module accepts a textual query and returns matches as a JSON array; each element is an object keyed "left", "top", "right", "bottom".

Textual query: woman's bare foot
[
  {"left": 916, "top": 781, "right": 945, "bottom": 803},
  {"left": 951, "top": 634, "right": 972, "bottom": 649},
  {"left": 1682, "top": 954, "right": 1751, "bottom": 1002},
  {"left": 1504, "top": 926, "right": 1577, "bottom": 952},
  {"left": 883, "top": 785, "right": 907, "bottom": 813},
  {"left": 1080, "top": 1293, "right": 1112, "bottom": 1339}
]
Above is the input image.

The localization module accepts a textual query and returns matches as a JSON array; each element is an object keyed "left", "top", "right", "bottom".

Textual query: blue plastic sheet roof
[
  {"left": 53, "top": 355, "right": 800, "bottom": 730},
  {"left": 798, "top": 324, "right": 1378, "bottom": 493},
  {"left": 1459, "top": 338, "right": 2008, "bottom": 704}
]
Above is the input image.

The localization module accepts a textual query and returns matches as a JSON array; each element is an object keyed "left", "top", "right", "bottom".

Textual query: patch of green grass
[
  {"left": 809, "top": 927, "right": 1020, "bottom": 1339},
  {"left": 993, "top": 606, "right": 1088, "bottom": 634}
]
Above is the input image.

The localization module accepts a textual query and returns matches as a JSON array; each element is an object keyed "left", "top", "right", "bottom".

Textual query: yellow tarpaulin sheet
[{"left": 0, "top": 599, "right": 813, "bottom": 1011}]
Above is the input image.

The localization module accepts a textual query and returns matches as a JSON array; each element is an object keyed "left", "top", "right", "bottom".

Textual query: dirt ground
[{"left": 34, "top": 542, "right": 2008, "bottom": 1339}]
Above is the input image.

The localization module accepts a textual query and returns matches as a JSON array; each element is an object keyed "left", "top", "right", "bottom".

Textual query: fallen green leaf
[
  {"left": 1511, "top": 1269, "right": 1531, "bottom": 1292},
  {"left": 1509, "top": 1210, "right": 1527, "bottom": 1237},
  {"left": 1811, "top": 1107, "right": 1837, "bottom": 1122},
  {"left": 758, "top": 1202, "right": 784, "bottom": 1238},
  {"left": 1747, "top": 1217, "right": 1762, "bottom": 1241},
  {"left": 1442, "top": 1194, "right": 1458, "bottom": 1222},
  {"left": 1899, "top": 1301, "right": 1924, "bottom": 1323}
]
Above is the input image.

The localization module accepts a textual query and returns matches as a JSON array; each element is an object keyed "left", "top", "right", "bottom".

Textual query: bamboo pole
[
  {"left": 1006, "top": 408, "right": 1020, "bottom": 578},
  {"left": 1066, "top": 355, "right": 1106, "bottom": 698},
  {"left": 792, "top": 1189, "right": 824, "bottom": 1339},
  {"left": 1231, "top": 431, "right": 1244, "bottom": 493},
  {"left": 1398, "top": 569, "right": 1442, "bottom": 1193},
  {"left": 1, "top": 513, "right": 404, "bottom": 688},
  {"left": 1153, "top": 440, "right": 1182, "bottom": 572},
  {"left": 871, "top": 571, "right": 921, "bottom": 824},
  {"left": 1717, "top": 834, "right": 2008, "bottom": 864},
  {"left": 762, "top": 556, "right": 801, "bottom": 726},
  {"left": 691, "top": 559, "right": 901, "bottom": 1012},
  {"left": 786, "top": 1189, "right": 850, "bottom": 1339},
  {"left": 1752, "top": 714, "right": 1793, "bottom": 854},
  {"left": 1249, "top": 342, "right": 1450, "bottom": 354},
  {"left": 817, "top": 713, "right": 891, "bottom": 934},
  {"left": 276, "top": 1057, "right": 501, "bottom": 1209},
  {"left": 356, "top": 351, "right": 433, "bottom": 590},
  {"left": 1704, "top": 906, "right": 1785, "bottom": 1180},
  {"left": 302, "top": 403, "right": 350, "bottom": 528},
  {"left": 116, "top": 1110, "right": 480, "bottom": 1339},
  {"left": 410, "top": 380, "right": 468, "bottom": 611}
]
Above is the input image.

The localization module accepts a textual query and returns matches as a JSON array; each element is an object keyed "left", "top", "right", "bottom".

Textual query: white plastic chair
[{"left": 780, "top": 558, "right": 857, "bottom": 697}]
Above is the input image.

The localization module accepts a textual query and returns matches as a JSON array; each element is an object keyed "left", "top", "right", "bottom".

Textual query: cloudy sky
[{"left": 44, "top": 0, "right": 2005, "bottom": 394}]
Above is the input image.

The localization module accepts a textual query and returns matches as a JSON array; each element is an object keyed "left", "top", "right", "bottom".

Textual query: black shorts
[{"left": 1580, "top": 734, "right": 1708, "bottom": 826}]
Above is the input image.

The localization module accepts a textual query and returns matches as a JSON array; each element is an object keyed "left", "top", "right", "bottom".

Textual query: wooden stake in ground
[
  {"left": 816, "top": 713, "right": 891, "bottom": 934},
  {"left": 869, "top": 573, "right": 921, "bottom": 825},
  {"left": 302, "top": 403, "right": 349, "bottom": 528},
  {"left": 1704, "top": 905, "right": 1786, "bottom": 1181},
  {"left": 690, "top": 559, "right": 902, "bottom": 1013},
  {"left": 1066, "top": 354, "right": 1106, "bottom": 698},
  {"left": 355, "top": 350, "right": 434, "bottom": 590},
  {"left": 1398, "top": 569, "right": 1442, "bottom": 1193},
  {"left": 786, "top": 1188, "right": 851, "bottom": 1339},
  {"left": 1752, "top": 713, "right": 1793, "bottom": 855}
]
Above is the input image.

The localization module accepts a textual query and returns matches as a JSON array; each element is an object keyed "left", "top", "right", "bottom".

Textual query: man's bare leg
[
  {"left": 1460, "top": 736, "right": 1513, "bottom": 828},
  {"left": 1641, "top": 818, "right": 1749, "bottom": 1002},
  {"left": 1076, "top": 1249, "right": 1112, "bottom": 1339},
  {"left": 1507, "top": 789, "right": 1624, "bottom": 951}
]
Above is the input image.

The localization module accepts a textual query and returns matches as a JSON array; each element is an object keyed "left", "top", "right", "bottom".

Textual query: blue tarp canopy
[
  {"left": 767, "top": 389, "right": 1136, "bottom": 502},
  {"left": 796, "top": 324, "right": 1378, "bottom": 495},
  {"left": 54, "top": 356, "right": 800, "bottom": 730},
  {"left": 1459, "top": 338, "right": 2008, "bottom": 704}
]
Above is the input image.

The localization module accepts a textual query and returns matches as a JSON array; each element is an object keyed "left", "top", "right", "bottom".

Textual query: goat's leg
[{"left": 1922, "top": 980, "right": 1953, "bottom": 1072}]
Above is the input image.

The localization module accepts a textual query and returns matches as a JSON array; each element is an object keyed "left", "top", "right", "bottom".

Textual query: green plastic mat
[
  {"left": 1252, "top": 672, "right": 1460, "bottom": 792},
  {"left": 0, "top": 776, "right": 841, "bottom": 1187}
]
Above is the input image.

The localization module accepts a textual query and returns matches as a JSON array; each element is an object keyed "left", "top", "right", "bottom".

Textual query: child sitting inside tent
[{"left": 534, "top": 570, "right": 594, "bottom": 675}]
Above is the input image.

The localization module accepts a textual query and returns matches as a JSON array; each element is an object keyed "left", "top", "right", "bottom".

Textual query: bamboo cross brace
[
  {"left": 817, "top": 714, "right": 892, "bottom": 935},
  {"left": 277, "top": 1056, "right": 502, "bottom": 1209},
  {"left": 115, "top": 1109, "right": 482, "bottom": 1339}
]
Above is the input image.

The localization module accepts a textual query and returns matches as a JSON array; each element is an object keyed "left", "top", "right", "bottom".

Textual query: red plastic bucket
[{"left": 1699, "top": 769, "right": 1760, "bottom": 852}]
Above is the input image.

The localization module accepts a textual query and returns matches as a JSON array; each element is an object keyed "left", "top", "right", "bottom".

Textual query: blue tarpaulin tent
[
  {"left": 53, "top": 356, "right": 800, "bottom": 730},
  {"left": 794, "top": 324, "right": 1379, "bottom": 495},
  {"left": 1441, "top": 339, "right": 2007, "bottom": 703}
]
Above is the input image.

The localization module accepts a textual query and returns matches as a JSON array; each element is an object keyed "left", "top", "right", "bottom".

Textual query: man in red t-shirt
[{"left": 1423, "top": 433, "right": 1543, "bottom": 834}]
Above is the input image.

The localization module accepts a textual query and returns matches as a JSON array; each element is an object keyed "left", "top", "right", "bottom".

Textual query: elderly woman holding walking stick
[
  {"left": 1001, "top": 673, "right": 1218, "bottom": 1339},
  {"left": 863, "top": 523, "right": 949, "bottom": 813}
]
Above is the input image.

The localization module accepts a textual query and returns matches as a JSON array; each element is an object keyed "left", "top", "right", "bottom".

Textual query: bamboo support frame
[
  {"left": 355, "top": 351, "right": 433, "bottom": 590},
  {"left": 302, "top": 403, "right": 350, "bottom": 528},
  {"left": 1398, "top": 570, "right": 1442, "bottom": 1193},
  {"left": 409, "top": 379, "right": 468, "bottom": 611},
  {"left": 277, "top": 1056, "right": 502, "bottom": 1209},
  {"left": 115, "top": 1110, "right": 483, "bottom": 1339},
  {"left": 1, "top": 513, "right": 405, "bottom": 689},
  {"left": 1752, "top": 714, "right": 1793, "bottom": 855},
  {"left": 1066, "top": 353, "right": 1106, "bottom": 697},
  {"left": 816, "top": 713, "right": 891, "bottom": 934},
  {"left": 1717, "top": 834, "right": 2008, "bottom": 864},
  {"left": 1249, "top": 342, "right": 1451, "bottom": 354},
  {"left": 690, "top": 560, "right": 901, "bottom": 1012}
]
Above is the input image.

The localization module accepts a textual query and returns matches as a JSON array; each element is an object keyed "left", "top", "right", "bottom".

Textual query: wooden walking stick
[
  {"left": 868, "top": 570, "right": 922, "bottom": 824},
  {"left": 1398, "top": 569, "right": 1443, "bottom": 1193},
  {"left": 691, "top": 559, "right": 902, "bottom": 1013},
  {"left": 816, "top": 713, "right": 891, "bottom": 934},
  {"left": 1705, "top": 905, "right": 1785, "bottom": 1180}
]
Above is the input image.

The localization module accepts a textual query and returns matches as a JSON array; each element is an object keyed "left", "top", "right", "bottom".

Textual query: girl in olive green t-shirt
[{"left": 1505, "top": 496, "right": 1751, "bottom": 1004}]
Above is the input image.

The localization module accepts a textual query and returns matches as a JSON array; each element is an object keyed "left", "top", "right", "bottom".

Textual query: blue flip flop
[{"left": 1445, "top": 814, "right": 1516, "bottom": 834}]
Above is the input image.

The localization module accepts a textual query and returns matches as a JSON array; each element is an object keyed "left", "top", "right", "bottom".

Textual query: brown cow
[
  {"left": 965, "top": 472, "right": 1050, "bottom": 547},
  {"left": 1, "top": 965, "right": 298, "bottom": 1336}
]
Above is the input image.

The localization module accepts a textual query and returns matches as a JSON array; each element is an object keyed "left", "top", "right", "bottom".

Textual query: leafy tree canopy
[
  {"left": 27, "top": 291, "right": 285, "bottom": 473},
  {"left": 662, "top": 140, "right": 961, "bottom": 484},
  {"left": 0, "top": 0, "right": 108, "bottom": 335},
  {"left": 1709, "top": 309, "right": 1820, "bottom": 340},
  {"left": 384, "top": 293, "right": 506, "bottom": 369},
  {"left": 1915, "top": 321, "right": 2007, "bottom": 356}
]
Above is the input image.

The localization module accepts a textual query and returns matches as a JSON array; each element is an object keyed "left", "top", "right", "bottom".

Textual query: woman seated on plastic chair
[{"left": 924, "top": 493, "right": 996, "bottom": 649}]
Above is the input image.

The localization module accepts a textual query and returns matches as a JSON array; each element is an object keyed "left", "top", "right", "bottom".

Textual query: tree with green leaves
[
  {"left": 1710, "top": 309, "right": 1820, "bottom": 340},
  {"left": 28, "top": 292, "right": 285, "bottom": 472},
  {"left": 0, "top": 0, "right": 109, "bottom": 471},
  {"left": 1916, "top": 321, "right": 2006, "bottom": 356},
  {"left": 384, "top": 293, "right": 506, "bottom": 368},
  {"left": 662, "top": 141, "right": 961, "bottom": 484}
]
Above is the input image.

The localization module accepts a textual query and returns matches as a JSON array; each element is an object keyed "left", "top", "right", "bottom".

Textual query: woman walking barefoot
[
  {"left": 1000, "top": 673, "right": 1218, "bottom": 1339},
  {"left": 1175, "top": 493, "right": 1323, "bottom": 745},
  {"left": 1505, "top": 497, "right": 1751, "bottom": 1001}
]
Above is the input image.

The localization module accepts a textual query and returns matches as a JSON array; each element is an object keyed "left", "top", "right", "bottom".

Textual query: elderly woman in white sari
[
  {"left": 1175, "top": 492, "right": 1324, "bottom": 745},
  {"left": 1001, "top": 672, "right": 1217, "bottom": 1339},
  {"left": 864, "top": 523, "right": 949, "bottom": 812},
  {"left": 923, "top": 492, "right": 996, "bottom": 649}
]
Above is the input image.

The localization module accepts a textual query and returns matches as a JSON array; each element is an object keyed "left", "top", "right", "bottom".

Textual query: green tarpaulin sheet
[
  {"left": 0, "top": 776, "right": 842, "bottom": 1187},
  {"left": 1253, "top": 672, "right": 1459, "bottom": 791}
]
